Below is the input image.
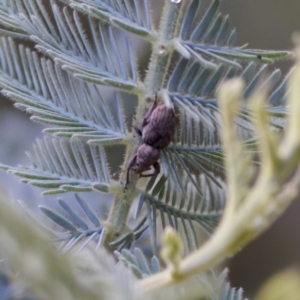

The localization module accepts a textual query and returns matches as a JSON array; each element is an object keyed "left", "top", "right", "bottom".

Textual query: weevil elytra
[{"left": 125, "top": 92, "right": 176, "bottom": 188}]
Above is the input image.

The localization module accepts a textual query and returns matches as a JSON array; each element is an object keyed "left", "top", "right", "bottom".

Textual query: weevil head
[{"left": 135, "top": 144, "right": 160, "bottom": 174}]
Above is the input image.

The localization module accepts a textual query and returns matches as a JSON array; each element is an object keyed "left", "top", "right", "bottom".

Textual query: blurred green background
[{"left": 0, "top": 0, "right": 300, "bottom": 298}]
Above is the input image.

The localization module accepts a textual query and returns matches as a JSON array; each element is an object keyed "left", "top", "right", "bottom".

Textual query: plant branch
[
  {"left": 103, "top": 1, "right": 185, "bottom": 245},
  {"left": 137, "top": 46, "right": 300, "bottom": 295}
]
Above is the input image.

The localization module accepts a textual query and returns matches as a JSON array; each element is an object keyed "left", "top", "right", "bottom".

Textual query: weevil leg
[
  {"left": 142, "top": 93, "right": 158, "bottom": 127},
  {"left": 132, "top": 115, "right": 142, "bottom": 137},
  {"left": 125, "top": 154, "right": 137, "bottom": 190},
  {"left": 139, "top": 162, "right": 160, "bottom": 178}
]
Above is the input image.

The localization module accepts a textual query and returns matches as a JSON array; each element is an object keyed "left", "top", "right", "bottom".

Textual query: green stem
[
  {"left": 159, "top": 0, "right": 182, "bottom": 40},
  {"left": 144, "top": 0, "right": 182, "bottom": 93},
  {"left": 104, "top": 0, "right": 184, "bottom": 248}
]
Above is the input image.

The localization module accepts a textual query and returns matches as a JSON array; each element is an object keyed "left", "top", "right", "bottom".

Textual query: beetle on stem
[{"left": 125, "top": 91, "right": 176, "bottom": 189}]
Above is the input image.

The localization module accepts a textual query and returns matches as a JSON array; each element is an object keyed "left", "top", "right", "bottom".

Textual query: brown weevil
[{"left": 125, "top": 91, "right": 176, "bottom": 188}]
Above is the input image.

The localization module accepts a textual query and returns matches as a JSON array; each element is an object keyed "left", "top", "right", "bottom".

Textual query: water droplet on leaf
[
  {"left": 158, "top": 45, "right": 166, "bottom": 55},
  {"left": 171, "top": 0, "right": 181, "bottom": 3}
]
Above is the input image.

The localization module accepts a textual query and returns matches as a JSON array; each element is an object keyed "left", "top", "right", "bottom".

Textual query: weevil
[{"left": 125, "top": 92, "right": 176, "bottom": 188}]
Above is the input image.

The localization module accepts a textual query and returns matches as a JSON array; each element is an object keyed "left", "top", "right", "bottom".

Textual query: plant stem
[
  {"left": 137, "top": 173, "right": 293, "bottom": 294},
  {"left": 104, "top": 0, "right": 184, "bottom": 247},
  {"left": 138, "top": 68, "right": 300, "bottom": 294},
  {"left": 144, "top": 0, "right": 182, "bottom": 94}
]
